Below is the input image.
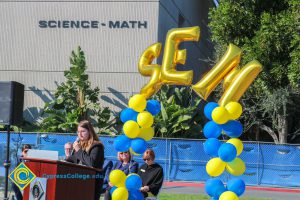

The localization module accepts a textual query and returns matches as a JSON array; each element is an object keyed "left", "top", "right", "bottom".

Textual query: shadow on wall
[
  {"left": 23, "top": 86, "right": 54, "bottom": 123},
  {"left": 23, "top": 86, "right": 132, "bottom": 125},
  {"left": 100, "top": 87, "right": 130, "bottom": 113}
]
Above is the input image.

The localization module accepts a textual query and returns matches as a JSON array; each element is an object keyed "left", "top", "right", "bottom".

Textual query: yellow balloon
[
  {"left": 137, "top": 111, "right": 154, "bottom": 128},
  {"left": 192, "top": 44, "right": 242, "bottom": 99},
  {"left": 112, "top": 187, "right": 129, "bottom": 200},
  {"left": 128, "top": 94, "right": 147, "bottom": 112},
  {"left": 211, "top": 107, "right": 230, "bottom": 124},
  {"left": 225, "top": 102, "right": 243, "bottom": 120},
  {"left": 138, "top": 43, "right": 163, "bottom": 99},
  {"left": 123, "top": 121, "right": 140, "bottom": 139},
  {"left": 138, "top": 127, "right": 155, "bottom": 141},
  {"left": 226, "top": 158, "right": 246, "bottom": 176},
  {"left": 161, "top": 26, "right": 200, "bottom": 85},
  {"left": 206, "top": 158, "right": 226, "bottom": 177},
  {"left": 219, "top": 191, "right": 239, "bottom": 200},
  {"left": 109, "top": 170, "right": 126, "bottom": 188},
  {"left": 219, "top": 60, "right": 262, "bottom": 106},
  {"left": 227, "top": 138, "right": 243, "bottom": 156},
  {"left": 129, "top": 147, "right": 141, "bottom": 156}
]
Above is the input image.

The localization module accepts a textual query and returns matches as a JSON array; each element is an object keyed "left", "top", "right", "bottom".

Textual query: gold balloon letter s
[{"left": 138, "top": 43, "right": 162, "bottom": 99}]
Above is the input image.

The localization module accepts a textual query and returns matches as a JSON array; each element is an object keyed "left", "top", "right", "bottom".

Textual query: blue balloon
[
  {"left": 131, "top": 138, "right": 148, "bottom": 154},
  {"left": 126, "top": 174, "right": 142, "bottom": 191},
  {"left": 129, "top": 190, "right": 144, "bottom": 200},
  {"left": 205, "top": 178, "right": 226, "bottom": 198},
  {"left": 146, "top": 100, "right": 161, "bottom": 116},
  {"left": 210, "top": 197, "right": 219, "bottom": 200},
  {"left": 218, "top": 143, "right": 237, "bottom": 162},
  {"left": 222, "top": 120, "right": 243, "bottom": 138},
  {"left": 203, "top": 121, "right": 222, "bottom": 138},
  {"left": 204, "top": 102, "right": 219, "bottom": 120},
  {"left": 204, "top": 138, "right": 221, "bottom": 157},
  {"left": 113, "top": 135, "right": 131, "bottom": 152},
  {"left": 110, "top": 186, "right": 117, "bottom": 195},
  {"left": 120, "top": 108, "right": 138, "bottom": 123},
  {"left": 227, "top": 178, "right": 246, "bottom": 196}
]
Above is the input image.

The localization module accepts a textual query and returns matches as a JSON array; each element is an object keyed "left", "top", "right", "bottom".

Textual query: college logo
[
  {"left": 31, "top": 180, "right": 44, "bottom": 200},
  {"left": 9, "top": 162, "right": 36, "bottom": 190}
]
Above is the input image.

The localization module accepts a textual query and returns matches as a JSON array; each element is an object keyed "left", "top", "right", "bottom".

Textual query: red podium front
[{"left": 23, "top": 158, "right": 101, "bottom": 200}]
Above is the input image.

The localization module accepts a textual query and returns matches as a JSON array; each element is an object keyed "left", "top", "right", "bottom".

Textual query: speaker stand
[{"left": 4, "top": 125, "right": 11, "bottom": 200}]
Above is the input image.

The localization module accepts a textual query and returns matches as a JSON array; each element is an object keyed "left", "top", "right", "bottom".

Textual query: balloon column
[
  {"left": 112, "top": 95, "right": 161, "bottom": 200},
  {"left": 109, "top": 170, "right": 144, "bottom": 200},
  {"left": 203, "top": 101, "right": 246, "bottom": 199},
  {"left": 114, "top": 94, "right": 161, "bottom": 155}
]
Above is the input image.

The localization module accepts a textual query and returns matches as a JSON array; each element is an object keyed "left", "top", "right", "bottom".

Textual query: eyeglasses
[{"left": 143, "top": 158, "right": 151, "bottom": 161}]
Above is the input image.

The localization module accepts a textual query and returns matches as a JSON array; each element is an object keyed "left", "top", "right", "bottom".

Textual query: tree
[
  {"left": 208, "top": 0, "right": 300, "bottom": 143},
  {"left": 40, "top": 46, "right": 114, "bottom": 133}
]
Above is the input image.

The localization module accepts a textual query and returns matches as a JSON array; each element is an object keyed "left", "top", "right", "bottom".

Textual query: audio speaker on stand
[{"left": 0, "top": 81, "right": 24, "bottom": 200}]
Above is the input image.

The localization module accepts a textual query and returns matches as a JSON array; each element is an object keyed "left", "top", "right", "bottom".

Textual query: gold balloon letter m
[{"left": 192, "top": 44, "right": 262, "bottom": 106}]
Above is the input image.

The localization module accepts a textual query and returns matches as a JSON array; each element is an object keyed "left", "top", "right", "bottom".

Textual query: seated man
[
  {"left": 138, "top": 149, "right": 163, "bottom": 198},
  {"left": 64, "top": 142, "right": 73, "bottom": 159}
]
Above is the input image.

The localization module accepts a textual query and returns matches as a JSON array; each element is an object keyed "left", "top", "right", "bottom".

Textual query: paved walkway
[
  {"left": 1, "top": 182, "right": 300, "bottom": 199},
  {"left": 162, "top": 182, "right": 300, "bottom": 200}
]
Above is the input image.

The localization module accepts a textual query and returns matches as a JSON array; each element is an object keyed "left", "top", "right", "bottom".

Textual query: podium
[{"left": 22, "top": 158, "right": 102, "bottom": 200}]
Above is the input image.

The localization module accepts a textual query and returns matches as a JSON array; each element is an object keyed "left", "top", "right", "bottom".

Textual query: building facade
[{"left": 0, "top": 0, "right": 214, "bottom": 122}]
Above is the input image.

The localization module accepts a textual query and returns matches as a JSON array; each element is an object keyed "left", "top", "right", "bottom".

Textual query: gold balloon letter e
[{"left": 161, "top": 26, "right": 200, "bottom": 85}]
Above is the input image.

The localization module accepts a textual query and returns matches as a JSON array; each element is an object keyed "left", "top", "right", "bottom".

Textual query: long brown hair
[{"left": 78, "top": 120, "right": 101, "bottom": 151}]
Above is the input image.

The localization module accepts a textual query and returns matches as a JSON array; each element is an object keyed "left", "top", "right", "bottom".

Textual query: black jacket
[
  {"left": 66, "top": 142, "right": 104, "bottom": 200},
  {"left": 138, "top": 163, "right": 164, "bottom": 196},
  {"left": 66, "top": 142, "right": 104, "bottom": 169}
]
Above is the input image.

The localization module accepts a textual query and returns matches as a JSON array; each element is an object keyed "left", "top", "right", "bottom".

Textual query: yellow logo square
[{"left": 9, "top": 162, "right": 36, "bottom": 190}]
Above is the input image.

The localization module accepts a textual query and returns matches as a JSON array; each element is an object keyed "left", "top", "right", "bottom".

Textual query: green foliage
[
  {"left": 0, "top": 120, "right": 39, "bottom": 132},
  {"left": 209, "top": 0, "right": 299, "bottom": 91},
  {"left": 40, "top": 46, "right": 114, "bottom": 133},
  {"left": 152, "top": 85, "right": 204, "bottom": 138},
  {"left": 0, "top": 125, "right": 20, "bottom": 132},
  {"left": 209, "top": 0, "right": 300, "bottom": 143}
]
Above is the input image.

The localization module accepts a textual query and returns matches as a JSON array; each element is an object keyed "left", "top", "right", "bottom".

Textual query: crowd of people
[{"left": 15, "top": 120, "right": 163, "bottom": 200}]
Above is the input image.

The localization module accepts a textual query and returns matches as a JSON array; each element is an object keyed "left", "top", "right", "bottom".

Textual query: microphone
[{"left": 71, "top": 137, "right": 80, "bottom": 155}]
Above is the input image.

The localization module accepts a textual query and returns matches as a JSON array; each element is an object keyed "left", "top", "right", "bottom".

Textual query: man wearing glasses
[{"left": 138, "top": 149, "right": 163, "bottom": 199}]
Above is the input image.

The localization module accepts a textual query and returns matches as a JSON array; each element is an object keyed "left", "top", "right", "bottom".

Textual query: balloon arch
[{"left": 110, "top": 26, "right": 262, "bottom": 200}]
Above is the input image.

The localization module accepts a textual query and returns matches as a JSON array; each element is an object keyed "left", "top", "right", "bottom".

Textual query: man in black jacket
[{"left": 138, "top": 149, "right": 164, "bottom": 198}]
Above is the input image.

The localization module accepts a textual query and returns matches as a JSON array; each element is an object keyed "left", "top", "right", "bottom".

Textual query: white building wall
[{"left": 0, "top": 0, "right": 214, "bottom": 122}]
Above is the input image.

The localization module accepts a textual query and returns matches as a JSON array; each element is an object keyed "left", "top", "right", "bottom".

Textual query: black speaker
[{"left": 0, "top": 81, "right": 24, "bottom": 126}]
